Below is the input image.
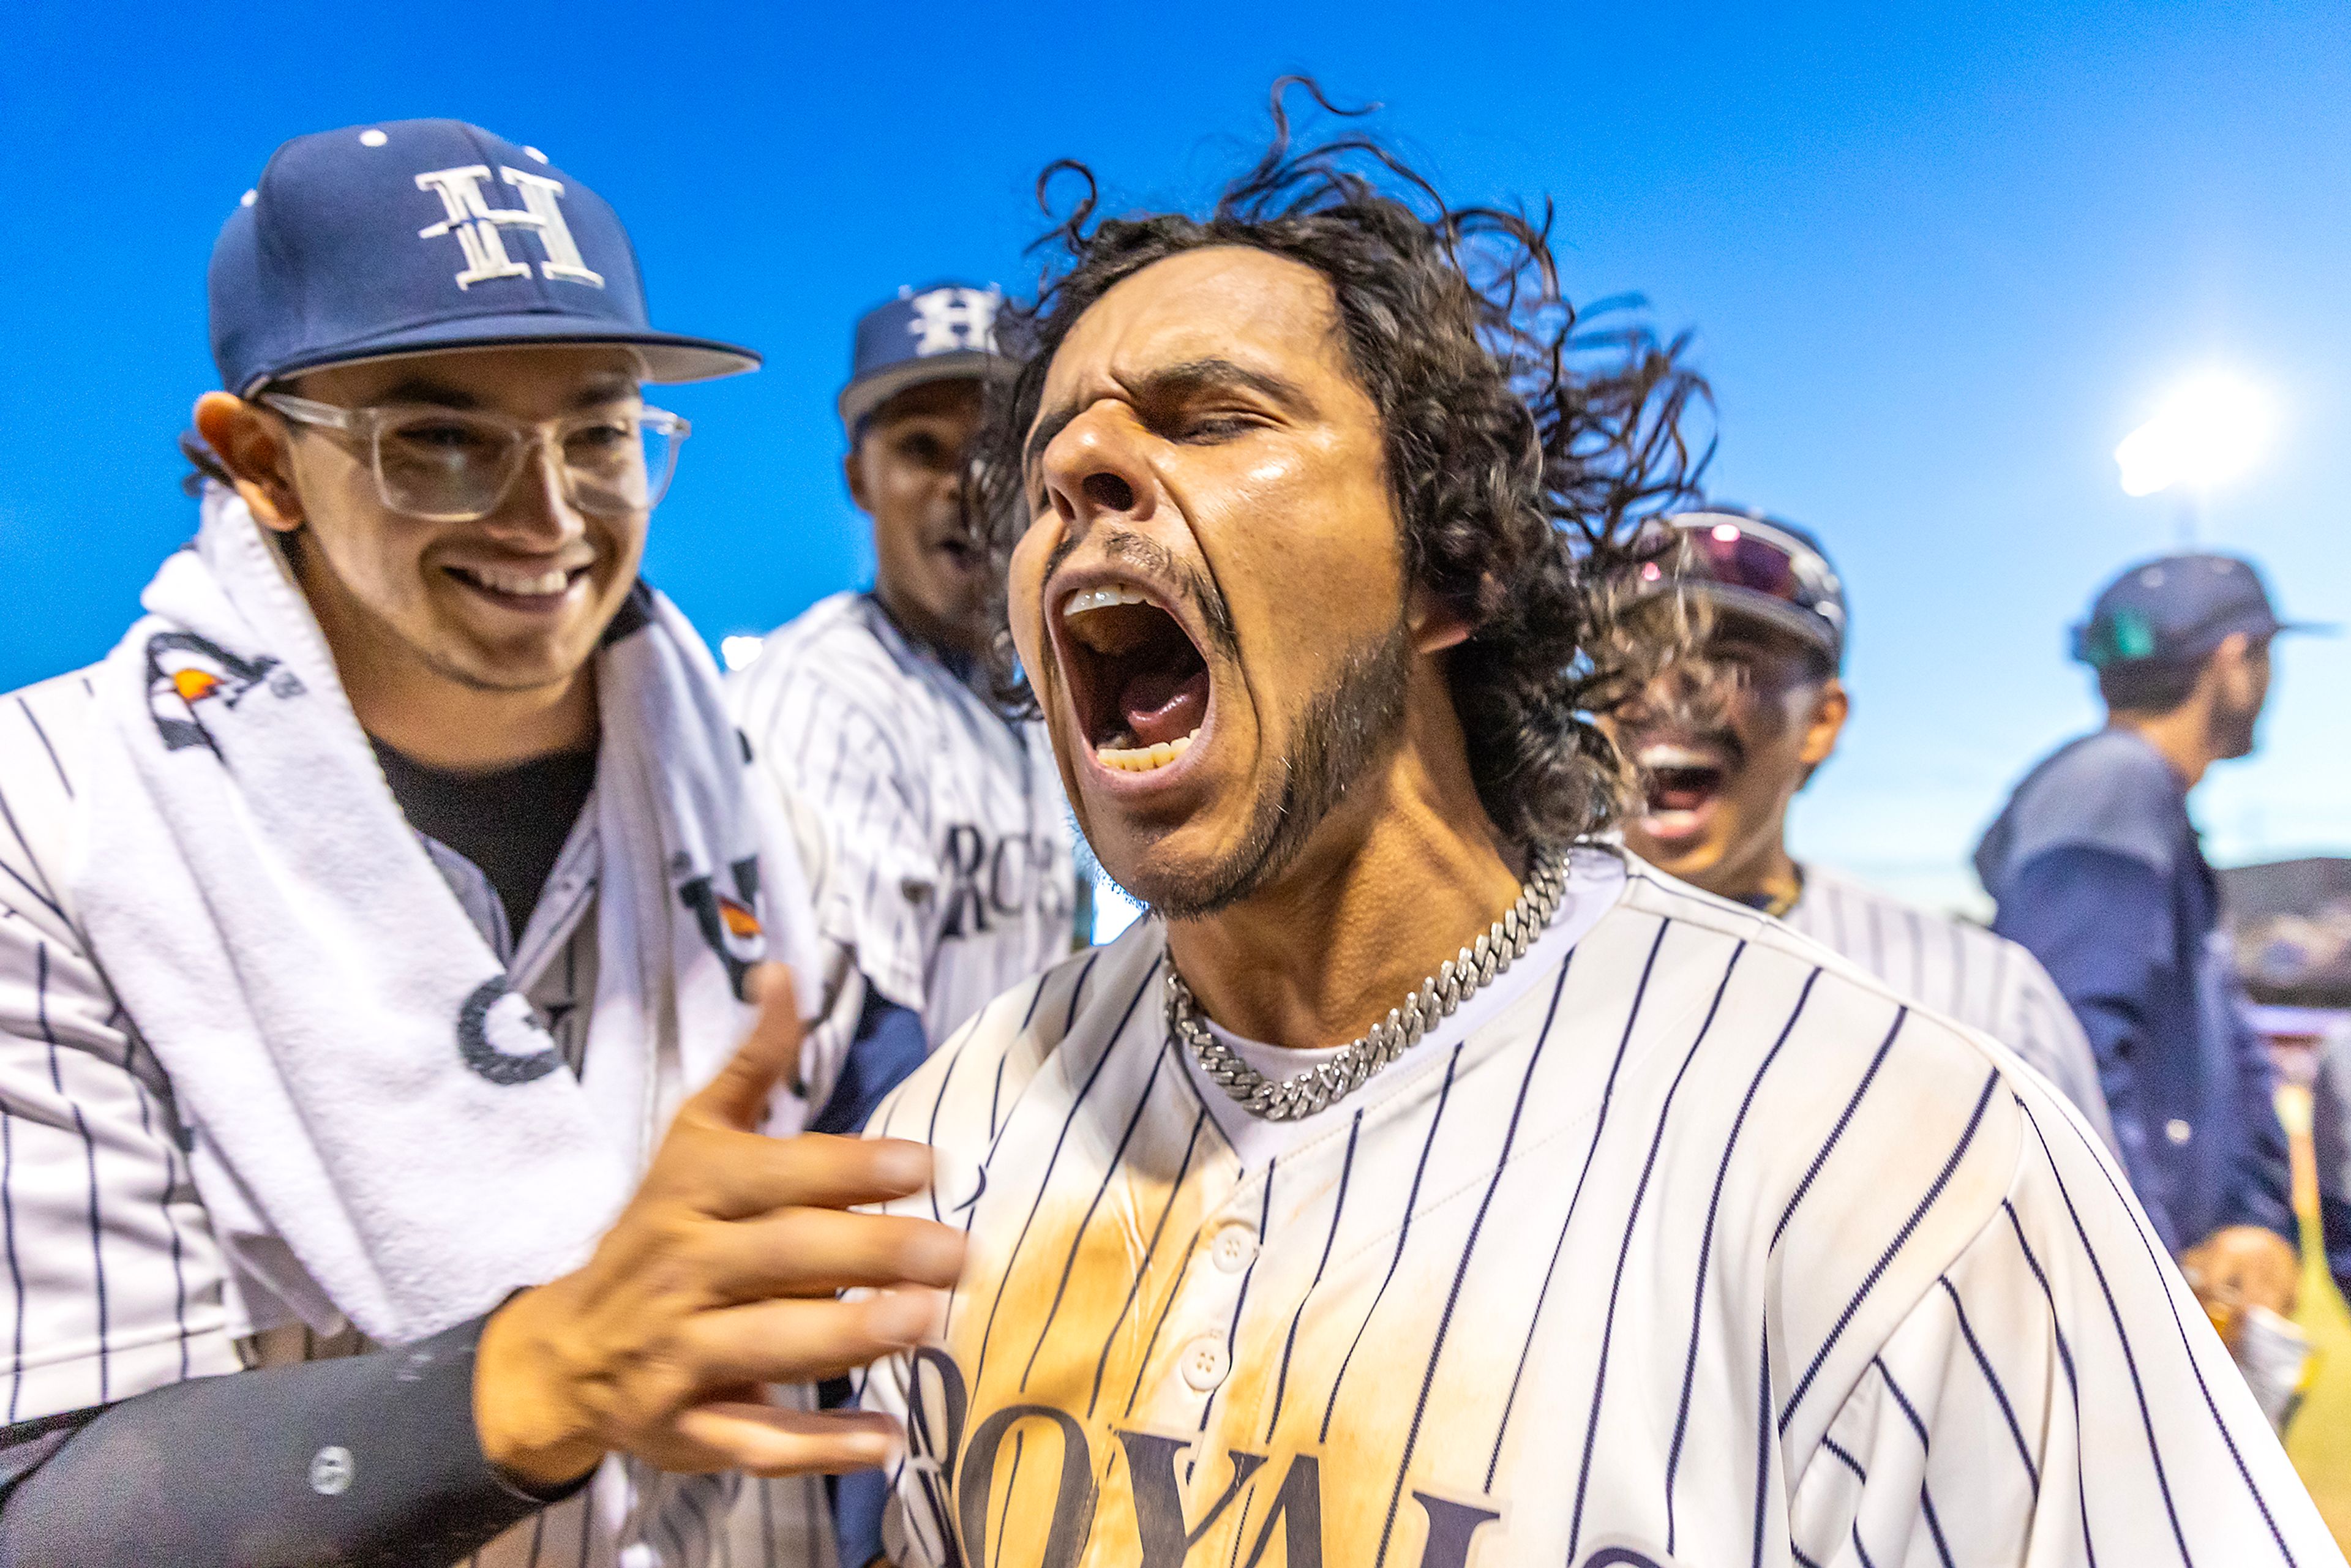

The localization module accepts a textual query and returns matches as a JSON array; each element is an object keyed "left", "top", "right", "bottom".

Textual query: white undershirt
[{"left": 1178, "top": 847, "right": 1629, "bottom": 1165}]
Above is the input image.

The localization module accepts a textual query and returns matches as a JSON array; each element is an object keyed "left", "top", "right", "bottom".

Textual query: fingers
[
  {"left": 690, "top": 962, "right": 804, "bottom": 1131},
  {"left": 665, "top": 1130, "right": 937, "bottom": 1220},
  {"left": 697, "top": 1207, "right": 966, "bottom": 1302},
  {"left": 670, "top": 1404, "right": 906, "bottom": 1478},
  {"left": 686, "top": 1291, "right": 948, "bottom": 1386}
]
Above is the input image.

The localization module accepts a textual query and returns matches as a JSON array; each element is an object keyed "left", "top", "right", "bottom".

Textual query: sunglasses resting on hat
[{"left": 1641, "top": 510, "right": 1849, "bottom": 671}]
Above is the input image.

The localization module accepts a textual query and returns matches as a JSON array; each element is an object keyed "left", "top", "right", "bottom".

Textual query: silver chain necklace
[{"left": 1166, "top": 847, "right": 1569, "bottom": 1122}]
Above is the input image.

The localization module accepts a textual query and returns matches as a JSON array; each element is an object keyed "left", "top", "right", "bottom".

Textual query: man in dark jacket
[{"left": 1978, "top": 552, "right": 2320, "bottom": 1332}]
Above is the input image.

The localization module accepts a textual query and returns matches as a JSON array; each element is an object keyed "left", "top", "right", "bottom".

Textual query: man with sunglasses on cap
[
  {"left": 0, "top": 121, "right": 961, "bottom": 1566},
  {"left": 1613, "top": 509, "right": 2118, "bottom": 1144},
  {"left": 730, "top": 283, "right": 1078, "bottom": 1138},
  {"left": 1978, "top": 553, "right": 2321, "bottom": 1339}
]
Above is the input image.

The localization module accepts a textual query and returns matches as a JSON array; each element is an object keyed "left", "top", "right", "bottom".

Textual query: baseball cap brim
[
  {"left": 838, "top": 350, "right": 1010, "bottom": 431},
  {"left": 241, "top": 312, "right": 759, "bottom": 395},
  {"left": 1678, "top": 581, "right": 1843, "bottom": 667}
]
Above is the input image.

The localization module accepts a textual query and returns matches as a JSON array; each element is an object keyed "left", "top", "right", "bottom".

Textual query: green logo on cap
[{"left": 2090, "top": 608, "right": 2158, "bottom": 666}]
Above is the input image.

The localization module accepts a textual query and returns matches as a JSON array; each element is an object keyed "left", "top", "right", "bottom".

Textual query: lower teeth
[{"left": 1097, "top": 731, "right": 1196, "bottom": 772}]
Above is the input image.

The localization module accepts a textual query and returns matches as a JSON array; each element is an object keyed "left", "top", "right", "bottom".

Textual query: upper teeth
[
  {"left": 1638, "top": 744, "right": 1715, "bottom": 770},
  {"left": 1062, "top": 583, "right": 1155, "bottom": 619},
  {"left": 463, "top": 565, "right": 572, "bottom": 596}
]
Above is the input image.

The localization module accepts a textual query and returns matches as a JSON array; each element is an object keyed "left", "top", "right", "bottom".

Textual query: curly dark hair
[{"left": 975, "top": 81, "right": 1711, "bottom": 847}]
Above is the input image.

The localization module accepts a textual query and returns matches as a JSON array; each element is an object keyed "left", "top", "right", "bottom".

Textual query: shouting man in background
[
  {"left": 1612, "top": 508, "right": 2117, "bottom": 1147},
  {"left": 850, "top": 94, "right": 2333, "bottom": 1567},
  {"left": 733, "top": 283, "right": 1078, "bottom": 1139}
]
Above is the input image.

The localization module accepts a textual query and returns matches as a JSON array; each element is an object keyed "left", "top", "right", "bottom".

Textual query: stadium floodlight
[{"left": 2114, "top": 371, "right": 2273, "bottom": 498}]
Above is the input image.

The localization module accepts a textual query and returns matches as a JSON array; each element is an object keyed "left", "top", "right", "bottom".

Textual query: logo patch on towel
[
  {"left": 680, "top": 857, "right": 765, "bottom": 1002},
  {"left": 456, "top": 978, "right": 563, "bottom": 1086},
  {"left": 143, "top": 631, "right": 304, "bottom": 754}
]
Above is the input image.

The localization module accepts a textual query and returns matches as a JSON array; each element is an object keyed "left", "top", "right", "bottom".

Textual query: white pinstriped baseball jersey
[
  {"left": 0, "top": 670, "right": 833, "bottom": 1567},
  {"left": 1780, "top": 863, "right": 2120, "bottom": 1157},
  {"left": 730, "top": 593, "right": 1076, "bottom": 1054},
  {"left": 857, "top": 849, "right": 2336, "bottom": 1568}
]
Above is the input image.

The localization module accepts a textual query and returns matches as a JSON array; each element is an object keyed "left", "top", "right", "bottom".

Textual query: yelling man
[
  {"left": 1979, "top": 554, "right": 2317, "bottom": 1344},
  {"left": 0, "top": 122, "right": 961, "bottom": 1566},
  {"left": 845, "top": 108, "right": 2336, "bottom": 1567},
  {"left": 1613, "top": 509, "right": 2117, "bottom": 1149},
  {"left": 732, "top": 283, "right": 1078, "bottom": 1139}
]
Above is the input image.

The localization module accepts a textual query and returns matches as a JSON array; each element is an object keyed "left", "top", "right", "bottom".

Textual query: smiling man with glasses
[{"left": 0, "top": 121, "right": 961, "bottom": 1566}]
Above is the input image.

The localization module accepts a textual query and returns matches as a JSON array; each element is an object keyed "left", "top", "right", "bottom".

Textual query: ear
[
  {"left": 2205, "top": 631, "right": 2253, "bottom": 696},
  {"left": 1407, "top": 582, "right": 1476, "bottom": 655},
  {"left": 1795, "top": 677, "right": 1849, "bottom": 775},
  {"left": 193, "top": 392, "right": 305, "bottom": 532},
  {"left": 843, "top": 443, "right": 872, "bottom": 514}
]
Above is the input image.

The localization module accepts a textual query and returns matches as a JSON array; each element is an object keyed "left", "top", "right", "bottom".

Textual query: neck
[
  {"left": 872, "top": 580, "right": 981, "bottom": 664},
  {"left": 1162, "top": 665, "right": 1523, "bottom": 1052},
  {"left": 300, "top": 564, "right": 598, "bottom": 772},
  {"left": 1689, "top": 818, "right": 1801, "bottom": 912},
  {"left": 355, "top": 666, "right": 597, "bottom": 771},
  {"left": 2110, "top": 705, "right": 2211, "bottom": 790}
]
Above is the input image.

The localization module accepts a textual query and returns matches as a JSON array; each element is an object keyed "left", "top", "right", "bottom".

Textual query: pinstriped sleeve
[
  {"left": 0, "top": 688, "right": 240, "bottom": 1424},
  {"left": 1786, "top": 1079, "right": 2338, "bottom": 1567},
  {"left": 1997, "top": 942, "right": 2123, "bottom": 1160}
]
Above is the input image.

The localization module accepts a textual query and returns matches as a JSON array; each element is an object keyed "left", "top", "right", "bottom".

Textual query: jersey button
[
  {"left": 1180, "top": 1335, "right": 1230, "bottom": 1394},
  {"left": 2166, "top": 1118, "right": 2193, "bottom": 1146},
  {"left": 1211, "top": 1223, "right": 1258, "bottom": 1274}
]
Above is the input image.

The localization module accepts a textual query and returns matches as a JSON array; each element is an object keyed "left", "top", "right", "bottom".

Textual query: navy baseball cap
[
  {"left": 209, "top": 120, "right": 758, "bottom": 396},
  {"left": 2071, "top": 552, "right": 2329, "bottom": 670},
  {"left": 839, "top": 282, "right": 1007, "bottom": 433},
  {"left": 1646, "top": 509, "right": 1849, "bottom": 672}
]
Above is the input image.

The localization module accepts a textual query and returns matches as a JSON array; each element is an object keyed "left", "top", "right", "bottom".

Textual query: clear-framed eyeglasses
[{"left": 260, "top": 392, "right": 689, "bottom": 523}]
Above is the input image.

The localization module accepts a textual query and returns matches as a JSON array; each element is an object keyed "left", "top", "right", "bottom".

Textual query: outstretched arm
[
  {"left": 0, "top": 1314, "right": 575, "bottom": 1568},
  {"left": 2, "top": 968, "right": 966, "bottom": 1563}
]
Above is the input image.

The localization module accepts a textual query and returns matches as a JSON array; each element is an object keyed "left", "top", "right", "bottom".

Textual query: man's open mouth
[
  {"left": 1057, "top": 583, "right": 1210, "bottom": 774},
  {"left": 1635, "top": 740, "right": 1732, "bottom": 836}
]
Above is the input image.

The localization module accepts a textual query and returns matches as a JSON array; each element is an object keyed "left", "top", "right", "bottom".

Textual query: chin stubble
[{"left": 1137, "top": 616, "right": 1415, "bottom": 921}]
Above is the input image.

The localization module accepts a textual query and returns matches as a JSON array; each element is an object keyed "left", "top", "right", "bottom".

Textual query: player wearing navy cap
[
  {"left": 0, "top": 121, "right": 960, "bottom": 1566},
  {"left": 1612, "top": 509, "right": 2118, "bottom": 1147},
  {"left": 1979, "top": 552, "right": 2328, "bottom": 1346},
  {"left": 730, "top": 283, "right": 1078, "bottom": 1138},
  {"left": 847, "top": 97, "right": 2336, "bottom": 1567}
]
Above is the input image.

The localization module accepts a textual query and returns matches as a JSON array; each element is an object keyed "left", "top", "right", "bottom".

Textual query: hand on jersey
[
  {"left": 2180, "top": 1223, "right": 2300, "bottom": 1341},
  {"left": 473, "top": 964, "right": 964, "bottom": 1488}
]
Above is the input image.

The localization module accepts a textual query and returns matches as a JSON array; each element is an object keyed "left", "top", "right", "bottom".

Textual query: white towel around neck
[{"left": 71, "top": 487, "right": 816, "bottom": 1345}]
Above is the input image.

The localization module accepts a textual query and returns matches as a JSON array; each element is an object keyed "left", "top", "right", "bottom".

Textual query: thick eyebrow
[{"left": 1022, "top": 358, "right": 1312, "bottom": 478}]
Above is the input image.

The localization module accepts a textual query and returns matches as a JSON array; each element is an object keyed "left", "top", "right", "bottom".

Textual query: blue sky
[{"left": 3, "top": 1, "right": 2342, "bottom": 908}]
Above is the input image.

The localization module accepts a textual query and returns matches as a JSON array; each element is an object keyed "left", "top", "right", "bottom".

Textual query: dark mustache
[{"left": 1048, "top": 527, "right": 1240, "bottom": 664}]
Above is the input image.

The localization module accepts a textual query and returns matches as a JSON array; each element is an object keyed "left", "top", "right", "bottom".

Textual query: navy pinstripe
[
  {"left": 1665, "top": 967, "right": 1820, "bottom": 1549},
  {"left": 1376, "top": 959, "right": 1573, "bottom": 1568},
  {"left": 1568, "top": 939, "right": 1745, "bottom": 1561}
]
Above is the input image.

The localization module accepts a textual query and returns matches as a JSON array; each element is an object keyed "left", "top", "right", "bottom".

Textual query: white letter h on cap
[{"left": 414, "top": 165, "right": 606, "bottom": 291}]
